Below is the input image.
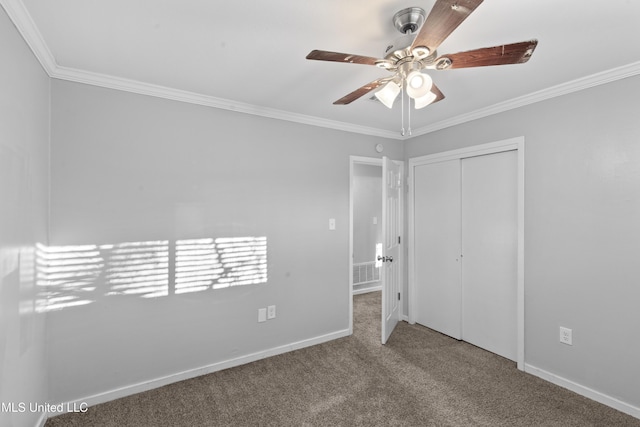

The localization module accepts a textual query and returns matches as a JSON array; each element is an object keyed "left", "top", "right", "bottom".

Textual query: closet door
[
  {"left": 461, "top": 150, "right": 517, "bottom": 360},
  {"left": 413, "top": 159, "right": 461, "bottom": 339}
]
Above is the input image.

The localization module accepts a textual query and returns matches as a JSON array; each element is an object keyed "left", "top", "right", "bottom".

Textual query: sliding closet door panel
[
  {"left": 414, "top": 160, "right": 461, "bottom": 339},
  {"left": 461, "top": 150, "right": 517, "bottom": 361}
]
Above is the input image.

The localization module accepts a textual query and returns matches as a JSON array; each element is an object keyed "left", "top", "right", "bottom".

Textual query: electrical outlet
[
  {"left": 559, "top": 326, "right": 572, "bottom": 345},
  {"left": 267, "top": 305, "right": 276, "bottom": 320},
  {"left": 258, "top": 308, "right": 267, "bottom": 323}
]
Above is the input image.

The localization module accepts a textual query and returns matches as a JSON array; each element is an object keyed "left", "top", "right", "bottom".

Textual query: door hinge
[
  {"left": 398, "top": 292, "right": 401, "bottom": 301},
  {"left": 398, "top": 236, "right": 401, "bottom": 244}
]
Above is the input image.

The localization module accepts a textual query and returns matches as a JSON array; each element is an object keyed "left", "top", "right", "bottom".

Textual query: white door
[
  {"left": 413, "top": 151, "right": 517, "bottom": 360},
  {"left": 381, "top": 157, "right": 401, "bottom": 344},
  {"left": 461, "top": 151, "right": 517, "bottom": 360},
  {"left": 413, "top": 159, "right": 462, "bottom": 339}
]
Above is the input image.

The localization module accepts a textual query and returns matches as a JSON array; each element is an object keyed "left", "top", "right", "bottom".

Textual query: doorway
[
  {"left": 349, "top": 156, "right": 404, "bottom": 343},
  {"left": 349, "top": 157, "right": 382, "bottom": 337},
  {"left": 408, "top": 138, "right": 525, "bottom": 369},
  {"left": 352, "top": 162, "right": 383, "bottom": 295}
]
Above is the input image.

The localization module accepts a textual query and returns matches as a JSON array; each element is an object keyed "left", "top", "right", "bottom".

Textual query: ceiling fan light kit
[
  {"left": 414, "top": 91, "right": 438, "bottom": 110},
  {"left": 306, "top": 0, "right": 538, "bottom": 135},
  {"left": 375, "top": 82, "right": 401, "bottom": 108},
  {"left": 406, "top": 71, "right": 433, "bottom": 99}
]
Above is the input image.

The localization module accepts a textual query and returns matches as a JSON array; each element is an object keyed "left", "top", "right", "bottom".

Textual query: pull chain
[
  {"left": 400, "top": 83, "right": 405, "bottom": 136},
  {"left": 408, "top": 94, "right": 412, "bottom": 136}
]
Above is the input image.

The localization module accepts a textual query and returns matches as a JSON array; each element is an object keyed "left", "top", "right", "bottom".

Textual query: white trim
[
  {"left": 525, "top": 364, "right": 640, "bottom": 420},
  {"left": 0, "top": 0, "right": 56, "bottom": 73},
  {"left": 408, "top": 137, "right": 524, "bottom": 165},
  {"left": 50, "top": 66, "right": 403, "bottom": 140},
  {"left": 48, "top": 328, "right": 350, "bottom": 417},
  {"left": 395, "top": 160, "right": 406, "bottom": 335},
  {"left": 407, "top": 137, "right": 525, "bottom": 370},
  {"left": 35, "top": 412, "right": 47, "bottom": 427},
  {"left": 352, "top": 285, "right": 382, "bottom": 295},
  {"left": 52, "top": 62, "right": 640, "bottom": 141},
  {"left": 411, "top": 61, "right": 640, "bottom": 137},
  {"left": 516, "top": 142, "right": 525, "bottom": 368},
  {"left": 4, "top": 0, "right": 640, "bottom": 140}
]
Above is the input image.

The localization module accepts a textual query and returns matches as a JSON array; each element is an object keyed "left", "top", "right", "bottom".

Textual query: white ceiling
[{"left": 5, "top": 0, "right": 640, "bottom": 139}]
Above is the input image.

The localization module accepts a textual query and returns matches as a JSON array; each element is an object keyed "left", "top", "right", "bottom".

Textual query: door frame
[
  {"left": 407, "top": 137, "right": 525, "bottom": 370},
  {"left": 349, "top": 156, "right": 404, "bottom": 336}
]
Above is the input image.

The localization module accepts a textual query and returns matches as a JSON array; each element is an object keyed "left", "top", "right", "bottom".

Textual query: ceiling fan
[{"left": 306, "top": 0, "right": 538, "bottom": 115}]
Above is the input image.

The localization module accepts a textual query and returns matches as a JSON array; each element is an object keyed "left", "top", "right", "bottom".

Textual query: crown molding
[
  {"left": 411, "top": 61, "right": 640, "bottom": 137},
  {"left": 2, "top": 0, "right": 399, "bottom": 140},
  {"left": 46, "top": 58, "right": 640, "bottom": 142},
  {"left": 1, "top": 0, "right": 56, "bottom": 73},
  {"left": 4, "top": 0, "right": 640, "bottom": 141},
  {"left": 50, "top": 66, "right": 402, "bottom": 140}
]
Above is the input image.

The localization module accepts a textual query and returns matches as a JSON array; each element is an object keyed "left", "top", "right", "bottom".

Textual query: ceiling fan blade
[
  {"left": 431, "top": 83, "right": 446, "bottom": 104},
  {"left": 333, "top": 79, "right": 390, "bottom": 105},
  {"left": 306, "top": 50, "right": 382, "bottom": 66},
  {"left": 411, "top": 0, "right": 484, "bottom": 55},
  {"left": 436, "top": 40, "right": 538, "bottom": 69}
]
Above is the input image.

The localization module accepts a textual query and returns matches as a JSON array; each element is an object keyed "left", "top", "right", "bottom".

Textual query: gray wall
[
  {"left": 0, "top": 7, "right": 50, "bottom": 427},
  {"left": 48, "top": 79, "right": 402, "bottom": 403},
  {"left": 405, "top": 74, "right": 640, "bottom": 410},
  {"left": 4, "top": 1, "right": 640, "bottom": 415}
]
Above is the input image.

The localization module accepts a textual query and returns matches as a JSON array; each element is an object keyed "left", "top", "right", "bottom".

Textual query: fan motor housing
[
  {"left": 393, "top": 7, "right": 425, "bottom": 34},
  {"left": 384, "top": 7, "right": 437, "bottom": 67}
]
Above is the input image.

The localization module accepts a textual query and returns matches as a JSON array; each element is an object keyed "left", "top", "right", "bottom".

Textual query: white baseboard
[
  {"left": 35, "top": 412, "right": 47, "bottom": 427},
  {"left": 352, "top": 285, "right": 381, "bottom": 295},
  {"left": 47, "top": 335, "right": 639, "bottom": 423},
  {"left": 525, "top": 363, "right": 640, "bottom": 420},
  {"left": 49, "top": 328, "right": 350, "bottom": 418}
]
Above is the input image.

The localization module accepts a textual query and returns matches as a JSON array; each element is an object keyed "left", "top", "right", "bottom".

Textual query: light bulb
[
  {"left": 405, "top": 71, "right": 432, "bottom": 99},
  {"left": 410, "top": 74, "right": 424, "bottom": 89}
]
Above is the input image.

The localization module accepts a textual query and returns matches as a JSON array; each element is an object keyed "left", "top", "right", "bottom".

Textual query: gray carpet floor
[{"left": 47, "top": 291, "right": 640, "bottom": 426}]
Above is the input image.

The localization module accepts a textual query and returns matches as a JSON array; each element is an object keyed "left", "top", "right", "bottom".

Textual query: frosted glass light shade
[
  {"left": 374, "top": 82, "right": 401, "bottom": 108},
  {"left": 414, "top": 91, "right": 437, "bottom": 109},
  {"left": 405, "top": 71, "right": 432, "bottom": 99}
]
